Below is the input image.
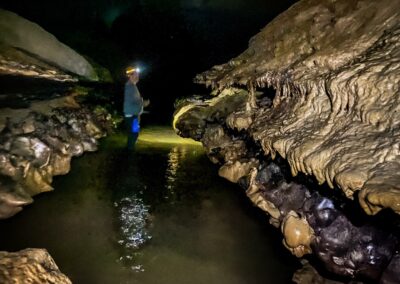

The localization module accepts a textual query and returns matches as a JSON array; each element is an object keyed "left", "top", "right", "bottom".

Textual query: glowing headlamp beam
[{"left": 126, "top": 67, "right": 140, "bottom": 75}]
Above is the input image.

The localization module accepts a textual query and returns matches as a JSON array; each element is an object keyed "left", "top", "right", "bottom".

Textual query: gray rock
[
  {"left": 0, "top": 103, "right": 110, "bottom": 217},
  {"left": 0, "top": 9, "right": 97, "bottom": 80}
]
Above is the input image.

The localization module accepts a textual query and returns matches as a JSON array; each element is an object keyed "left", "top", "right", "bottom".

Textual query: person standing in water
[{"left": 123, "top": 66, "right": 149, "bottom": 150}]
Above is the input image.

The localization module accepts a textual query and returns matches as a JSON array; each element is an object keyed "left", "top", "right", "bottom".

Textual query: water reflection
[
  {"left": 115, "top": 145, "right": 191, "bottom": 272},
  {"left": 115, "top": 196, "right": 152, "bottom": 272},
  {"left": 0, "top": 128, "right": 299, "bottom": 284},
  {"left": 166, "top": 147, "right": 181, "bottom": 184},
  {"left": 164, "top": 146, "right": 189, "bottom": 203}
]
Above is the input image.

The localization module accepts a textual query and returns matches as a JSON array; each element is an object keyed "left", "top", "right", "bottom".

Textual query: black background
[{"left": 1, "top": 0, "right": 297, "bottom": 124}]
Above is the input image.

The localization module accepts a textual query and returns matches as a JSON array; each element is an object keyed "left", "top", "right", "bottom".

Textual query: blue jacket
[{"left": 123, "top": 82, "right": 143, "bottom": 116}]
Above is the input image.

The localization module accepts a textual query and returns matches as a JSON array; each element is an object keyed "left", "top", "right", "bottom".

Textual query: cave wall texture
[
  {"left": 0, "top": 9, "right": 114, "bottom": 281},
  {"left": 0, "top": 249, "right": 72, "bottom": 284},
  {"left": 174, "top": 0, "right": 400, "bottom": 282},
  {"left": 0, "top": 9, "right": 115, "bottom": 220},
  {"left": 195, "top": 0, "right": 400, "bottom": 216},
  {"left": 0, "top": 9, "right": 98, "bottom": 81},
  {"left": 0, "top": 94, "right": 112, "bottom": 220}
]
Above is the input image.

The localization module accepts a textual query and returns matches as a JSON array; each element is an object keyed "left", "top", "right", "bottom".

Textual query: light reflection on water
[
  {"left": 0, "top": 127, "right": 299, "bottom": 284},
  {"left": 115, "top": 196, "right": 151, "bottom": 272},
  {"left": 115, "top": 145, "right": 192, "bottom": 272},
  {"left": 164, "top": 146, "right": 186, "bottom": 201}
]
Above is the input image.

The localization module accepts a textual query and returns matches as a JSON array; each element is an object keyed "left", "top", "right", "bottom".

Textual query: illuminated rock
[
  {"left": 0, "top": 249, "right": 71, "bottom": 284},
  {"left": 281, "top": 211, "right": 314, "bottom": 258},
  {"left": 195, "top": 0, "right": 400, "bottom": 215},
  {"left": 0, "top": 9, "right": 97, "bottom": 80},
  {"left": 0, "top": 95, "right": 110, "bottom": 219},
  {"left": 218, "top": 159, "right": 259, "bottom": 183},
  {"left": 0, "top": 44, "right": 76, "bottom": 82},
  {"left": 173, "top": 88, "right": 249, "bottom": 139},
  {"left": 174, "top": 0, "right": 400, "bottom": 281}
]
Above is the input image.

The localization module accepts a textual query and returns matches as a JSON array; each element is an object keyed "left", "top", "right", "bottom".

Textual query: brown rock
[
  {"left": 0, "top": 249, "right": 72, "bottom": 284},
  {"left": 192, "top": 0, "right": 400, "bottom": 215}
]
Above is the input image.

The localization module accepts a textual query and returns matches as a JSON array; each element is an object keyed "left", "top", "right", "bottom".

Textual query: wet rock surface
[
  {"left": 174, "top": 0, "right": 400, "bottom": 282},
  {"left": 0, "top": 95, "right": 111, "bottom": 219},
  {"left": 175, "top": 92, "right": 400, "bottom": 282},
  {"left": 293, "top": 260, "right": 358, "bottom": 284},
  {"left": 0, "top": 248, "right": 72, "bottom": 284},
  {"left": 196, "top": 0, "right": 400, "bottom": 216}
]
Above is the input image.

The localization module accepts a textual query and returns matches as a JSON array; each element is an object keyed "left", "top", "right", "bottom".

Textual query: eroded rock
[
  {"left": 193, "top": 0, "right": 400, "bottom": 216},
  {"left": 0, "top": 97, "right": 110, "bottom": 218},
  {"left": 0, "top": 9, "right": 97, "bottom": 80},
  {"left": 218, "top": 159, "right": 259, "bottom": 183},
  {"left": 174, "top": 0, "right": 400, "bottom": 281},
  {"left": 0, "top": 248, "right": 72, "bottom": 284}
]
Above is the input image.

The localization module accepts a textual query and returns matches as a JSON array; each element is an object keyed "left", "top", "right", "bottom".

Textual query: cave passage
[
  {"left": 0, "top": 1, "right": 312, "bottom": 283},
  {"left": 0, "top": 127, "right": 299, "bottom": 283}
]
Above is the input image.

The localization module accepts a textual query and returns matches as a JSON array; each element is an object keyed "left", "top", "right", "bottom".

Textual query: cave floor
[{"left": 0, "top": 126, "right": 299, "bottom": 284}]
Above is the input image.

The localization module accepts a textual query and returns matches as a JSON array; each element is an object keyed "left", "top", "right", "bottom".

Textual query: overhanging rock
[
  {"left": 174, "top": 0, "right": 400, "bottom": 282},
  {"left": 0, "top": 9, "right": 98, "bottom": 81},
  {"left": 194, "top": 0, "right": 400, "bottom": 216}
]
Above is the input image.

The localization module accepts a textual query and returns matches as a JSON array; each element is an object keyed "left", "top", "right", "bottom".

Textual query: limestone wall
[
  {"left": 195, "top": 0, "right": 400, "bottom": 216},
  {"left": 174, "top": 0, "right": 400, "bottom": 282}
]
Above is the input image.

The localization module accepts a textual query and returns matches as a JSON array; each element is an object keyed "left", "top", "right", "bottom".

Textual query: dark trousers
[{"left": 124, "top": 116, "right": 140, "bottom": 150}]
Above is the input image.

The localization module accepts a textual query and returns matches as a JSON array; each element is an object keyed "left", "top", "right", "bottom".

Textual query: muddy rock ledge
[
  {"left": 174, "top": 0, "right": 400, "bottom": 282},
  {"left": 0, "top": 93, "right": 111, "bottom": 219},
  {"left": 0, "top": 92, "right": 110, "bottom": 282},
  {"left": 0, "top": 249, "right": 72, "bottom": 284}
]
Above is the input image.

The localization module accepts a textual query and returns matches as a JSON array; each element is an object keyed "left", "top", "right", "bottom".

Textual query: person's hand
[{"left": 143, "top": 99, "right": 150, "bottom": 108}]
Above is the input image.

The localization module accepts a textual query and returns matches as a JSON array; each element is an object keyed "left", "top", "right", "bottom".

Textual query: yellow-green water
[{"left": 0, "top": 126, "right": 298, "bottom": 284}]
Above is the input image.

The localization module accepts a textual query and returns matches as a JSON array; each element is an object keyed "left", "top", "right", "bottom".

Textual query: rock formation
[
  {"left": 174, "top": 0, "right": 400, "bottom": 282},
  {"left": 0, "top": 8, "right": 114, "bottom": 282},
  {"left": 0, "top": 92, "right": 112, "bottom": 219},
  {"left": 0, "top": 9, "right": 97, "bottom": 81},
  {"left": 0, "top": 248, "right": 72, "bottom": 283},
  {"left": 0, "top": 44, "right": 77, "bottom": 82}
]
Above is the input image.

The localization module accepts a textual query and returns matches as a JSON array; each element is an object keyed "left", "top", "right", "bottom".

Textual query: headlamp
[{"left": 126, "top": 67, "right": 140, "bottom": 75}]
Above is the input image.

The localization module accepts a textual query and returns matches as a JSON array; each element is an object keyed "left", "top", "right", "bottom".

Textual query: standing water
[{"left": 0, "top": 127, "right": 299, "bottom": 284}]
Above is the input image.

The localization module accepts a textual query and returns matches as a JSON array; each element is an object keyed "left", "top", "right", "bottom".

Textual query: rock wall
[
  {"left": 0, "top": 248, "right": 72, "bottom": 283},
  {"left": 0, "top": 94, "right": 111, "bottom": 219},
  {"left": 0, "top": 44, "right": 77, "bottom": 82},
  {"left": 175, "top": 91, "right": 400, "bottom": 282},
  {"left": 0, "top": 9, "right": 98, "bottom": 81},
  {"left": 195, "top": 0, "right": 400, "bottom": 216},
  {"left": 174, "top": 0, "right": 400, "bottom": 282}
]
